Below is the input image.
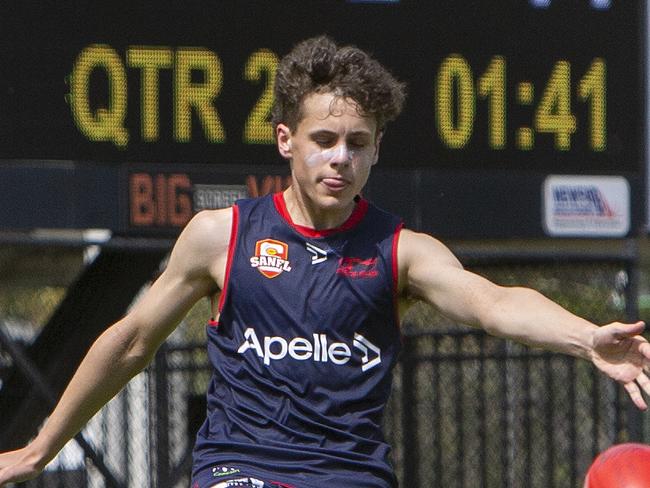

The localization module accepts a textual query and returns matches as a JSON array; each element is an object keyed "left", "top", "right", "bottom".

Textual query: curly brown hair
[{"left": 272, "top": 35, "right": 406, "bottom": 133}]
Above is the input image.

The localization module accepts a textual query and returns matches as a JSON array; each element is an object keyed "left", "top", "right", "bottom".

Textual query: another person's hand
[{"left": 590, "top": 321, "right": 650, "bottom": 410}]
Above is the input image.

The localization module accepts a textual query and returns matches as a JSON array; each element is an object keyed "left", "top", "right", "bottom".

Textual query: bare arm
[
  {"left": 398, "top": 229, "right": 650, "bottom": 408},
  {"left": 0, "top": 208, "right": 232, "bottom": 485}
]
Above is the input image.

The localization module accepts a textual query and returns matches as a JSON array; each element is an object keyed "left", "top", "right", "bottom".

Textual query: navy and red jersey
[{"left": 192, "top": 192, "right": 403, "bottom": 488}]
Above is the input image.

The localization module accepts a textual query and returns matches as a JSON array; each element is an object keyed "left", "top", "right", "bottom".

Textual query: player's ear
[{"left": 276, "top": 124, "right": 292, "bottom": 160}]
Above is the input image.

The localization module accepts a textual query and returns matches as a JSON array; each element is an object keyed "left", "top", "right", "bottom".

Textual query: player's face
[{"left": 276, "top": 92, "right": 380, "bottom": 212}]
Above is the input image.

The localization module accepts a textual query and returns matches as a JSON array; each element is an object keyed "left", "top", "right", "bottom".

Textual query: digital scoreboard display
[{"left": 0, "top": 2, "right": 643, "bottom": 237}]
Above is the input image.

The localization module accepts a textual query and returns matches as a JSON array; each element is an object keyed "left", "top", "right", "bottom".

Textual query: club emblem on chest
[{"left": 250, "top": 239, "right": 292, "bottom": 278}]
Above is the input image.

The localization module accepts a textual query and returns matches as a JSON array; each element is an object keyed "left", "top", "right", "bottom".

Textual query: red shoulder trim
[
  {"left": 213, "top": 205, "right": 239, "bottom": 326},
  {"left": 392, "top": 222, "right": 404, "bottom": 331},
  {"left": 273, "top": 192, "right": 369, "bottom": 238}
]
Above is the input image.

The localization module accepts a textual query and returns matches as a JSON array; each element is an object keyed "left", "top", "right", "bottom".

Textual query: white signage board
[{"left": 543, "top": 175, "right": 630, "bottom": 237}]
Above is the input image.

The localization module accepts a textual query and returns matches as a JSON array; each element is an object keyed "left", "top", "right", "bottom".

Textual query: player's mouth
[{"left": 320, "top": 177, "right": 349, "bottom": 191}]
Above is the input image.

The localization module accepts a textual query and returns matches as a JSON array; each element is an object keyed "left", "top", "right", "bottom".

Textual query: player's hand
[
  {"left": 590, "top": 321, "right": 650, "bottom": 410},
  {"left": 0, "top": 447, "right": 44, "bottom": 486}
]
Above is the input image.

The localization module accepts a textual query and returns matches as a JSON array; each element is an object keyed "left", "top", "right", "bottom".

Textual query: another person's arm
[
  {"left": 398, "top": 229, "right": 650, "bottom": 409},
  {"left": 0, "top": 208, "right": 231, "bottom": 485}
]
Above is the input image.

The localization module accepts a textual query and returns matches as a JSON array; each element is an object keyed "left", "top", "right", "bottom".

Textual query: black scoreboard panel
[{"left": 0, "top": 2, "right": 643, "bottom": 238}]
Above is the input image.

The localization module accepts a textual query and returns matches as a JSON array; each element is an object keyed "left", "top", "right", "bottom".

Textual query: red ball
[{"left": 584, "top": 443, "right": 650, "bottom": 488}]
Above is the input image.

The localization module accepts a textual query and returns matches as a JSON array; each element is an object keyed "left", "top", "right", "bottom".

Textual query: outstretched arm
[
  {"left": 398, "top": 229, "right": 650, "bottom": 409},
  {"left": 0, "top": 208, "right": 232, "bottom": 485}
]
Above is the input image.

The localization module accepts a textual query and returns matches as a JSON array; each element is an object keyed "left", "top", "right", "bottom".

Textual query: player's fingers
[
  {"left": 639, "top": 341, "right": 650, "bottom": 361},
  {"left": 612, "top": 321, "right": 646, "bottom": 339},
  {"left": 624, "top": 380, "right": 648, "bottom": 411},
  {"left": 637, "top": 372, "right": 650, "bottom": 397}
]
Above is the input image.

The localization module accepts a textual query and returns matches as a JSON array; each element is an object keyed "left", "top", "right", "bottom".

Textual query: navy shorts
[{"left": 194, "top": 476, "right": 296, "bottom": 488}]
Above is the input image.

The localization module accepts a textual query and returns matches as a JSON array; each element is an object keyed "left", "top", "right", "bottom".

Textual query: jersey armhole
[
  {"left": 391, "top": 221, "right": 404, "bottom": 332},
  {"left": 211, "top": 204, "right": 240, "bottom": 326}
]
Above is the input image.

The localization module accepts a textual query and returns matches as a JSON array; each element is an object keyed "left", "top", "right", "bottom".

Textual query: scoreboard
[{"left": 0, "top": 1, "right": 643, "bottom": 238}]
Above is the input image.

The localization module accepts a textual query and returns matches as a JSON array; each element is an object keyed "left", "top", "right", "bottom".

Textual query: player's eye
[
  {"left": 314, "top": 137, "right": 335, "bottom": 148},
  {"left": 348, "top": 138, "right": 369, "bottom": 150}
]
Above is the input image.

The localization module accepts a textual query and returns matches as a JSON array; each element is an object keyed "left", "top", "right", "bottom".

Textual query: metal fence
[{"left": 10, "top": 250, "right": 647, "bottom": 488}]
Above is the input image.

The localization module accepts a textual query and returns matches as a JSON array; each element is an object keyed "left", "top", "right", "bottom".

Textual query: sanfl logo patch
[{"left": 250, "top": 239, "right": 292, "bottom": 278}]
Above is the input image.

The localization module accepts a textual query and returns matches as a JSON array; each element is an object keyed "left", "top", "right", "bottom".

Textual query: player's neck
[{"left": 282, "top": 187, "right": 356, "bottom": 230}]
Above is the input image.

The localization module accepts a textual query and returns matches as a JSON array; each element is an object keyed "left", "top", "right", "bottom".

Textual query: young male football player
[{"left": 1, "top": 36, "right": 649, "bottom": 488}]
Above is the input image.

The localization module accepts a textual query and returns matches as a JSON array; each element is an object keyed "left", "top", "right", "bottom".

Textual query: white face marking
[{"left": 304, "top": 144, "right": 373, "bottom": 168}]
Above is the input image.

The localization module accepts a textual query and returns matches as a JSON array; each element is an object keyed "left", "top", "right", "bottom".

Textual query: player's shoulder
[
  {"left": 188, "top": 207, "right": 233, "bottom": 233},
  {"left": 397, "top": 228, "right": 462, "bottom": 269},
  {"left": 175, "top": 207, "right": 234, "bottom": 255},
  {"left": 398, "top": 228, "right": 445, "bottom": 249}
]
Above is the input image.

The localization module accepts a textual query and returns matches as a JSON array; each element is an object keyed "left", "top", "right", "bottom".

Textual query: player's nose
[{"left": 329, "top": 144, "right": 353, "bottom": 166}]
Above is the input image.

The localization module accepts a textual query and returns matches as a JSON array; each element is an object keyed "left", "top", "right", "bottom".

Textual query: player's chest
[{"left": 232, "top": 234, "right": 390, "bottom": 306}]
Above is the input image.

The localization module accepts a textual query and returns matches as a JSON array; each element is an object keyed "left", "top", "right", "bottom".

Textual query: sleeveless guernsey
[{"left": 192, "top": 192, "right": 403, "bottom": 488}]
